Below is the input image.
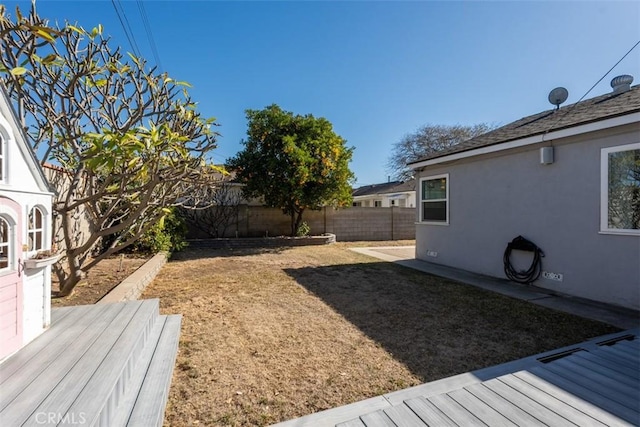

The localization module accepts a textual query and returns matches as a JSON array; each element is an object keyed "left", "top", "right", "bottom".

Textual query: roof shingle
[{"left": 409, "top": 84, "right": 640, "bottom": 164}]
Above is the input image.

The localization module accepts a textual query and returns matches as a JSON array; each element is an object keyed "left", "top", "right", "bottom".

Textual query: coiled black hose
[{"left": 503, "top": 235, "right": 544, "bottom": 285}]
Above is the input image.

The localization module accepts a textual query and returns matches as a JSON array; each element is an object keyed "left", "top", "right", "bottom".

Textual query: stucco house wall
[{"left": 415, "top": 123, "right": 639, "bottom": 310}]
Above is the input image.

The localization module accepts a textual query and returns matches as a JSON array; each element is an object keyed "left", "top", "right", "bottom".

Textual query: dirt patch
[
  {"left": 142, "top": 242, "right": 619, "bottom": 426},
  {"left": 51, "top": 255, "right": 149, "bottom": 307}
]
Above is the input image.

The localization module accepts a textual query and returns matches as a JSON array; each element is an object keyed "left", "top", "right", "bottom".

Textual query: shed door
[{"left": 0, "top": 198, "right": 23, "bottom": 360}]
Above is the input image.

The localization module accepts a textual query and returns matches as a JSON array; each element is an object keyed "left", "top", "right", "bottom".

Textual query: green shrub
[
  {"left": 132, "top": 208, "right": 188, "bottom": 254},
  {"left": 296, "top": 221, "right": 311, "bottom": 237}
]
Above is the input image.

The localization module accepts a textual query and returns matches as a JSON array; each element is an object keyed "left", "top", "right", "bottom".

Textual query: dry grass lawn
[{"left": 142, "top": 242, "right": 620, "bottom": 426}]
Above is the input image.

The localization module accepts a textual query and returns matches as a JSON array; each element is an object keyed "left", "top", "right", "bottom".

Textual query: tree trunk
[
  {"left": 55, "top": 259, "right": 84, "bottom": 297},
  {"left": 290, "top": 210, "right": 296, "bottom": 237},
  {"left": 294, "top": 209, "right": 305, "bottom": 236}
]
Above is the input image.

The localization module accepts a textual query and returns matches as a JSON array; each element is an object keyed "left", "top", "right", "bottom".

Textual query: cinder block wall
[{"left": 186, "top": 206, "right": 416, "bottom": 241}]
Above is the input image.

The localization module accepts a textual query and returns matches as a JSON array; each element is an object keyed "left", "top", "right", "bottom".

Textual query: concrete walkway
[{"left": 350, "top": 246, "right": 639, "bottom": 330}]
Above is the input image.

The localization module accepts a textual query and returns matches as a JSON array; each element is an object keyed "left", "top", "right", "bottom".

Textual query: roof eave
[{"left": 409, "top": 111, "right": 640, "bottom": 170}]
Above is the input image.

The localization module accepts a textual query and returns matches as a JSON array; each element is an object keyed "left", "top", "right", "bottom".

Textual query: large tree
[
  {"left": 0, "top": 5, "right": 221, "bottom": 296},
  {"left": 387, "top": 123, "right": 493, "bottom": 181},
  {"left": 228, "top": 104, "right": 354, "bottom": 236}
]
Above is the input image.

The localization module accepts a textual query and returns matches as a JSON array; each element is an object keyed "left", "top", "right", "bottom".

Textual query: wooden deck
[
  {"left": 275, "top": 329, "right": 640, "bottom": 427},
  {"left": 0, "top": 299, "right": 180, "bottom": 426}
]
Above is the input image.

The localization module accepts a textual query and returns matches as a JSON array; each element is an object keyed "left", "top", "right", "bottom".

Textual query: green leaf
[
  {"left": 67, "top": 25, "right": 84, "bottom": 34},
  {"left": 10, "top": 67, "right": 28, "bottom": 76},
  {"left": 35, "top": 28, "right": 56, "bottom": 43},
  {"left": 42, "top": 54, "right": 58, "bottom": 64}
]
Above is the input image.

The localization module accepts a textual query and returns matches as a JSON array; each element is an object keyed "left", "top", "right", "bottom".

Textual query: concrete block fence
[{"left": 186, "top": 206, "right": 416, "bottom": 241}]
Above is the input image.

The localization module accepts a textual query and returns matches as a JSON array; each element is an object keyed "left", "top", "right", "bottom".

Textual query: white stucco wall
[{"left": 414, "top": 123, "right": 640, "bottom": 310}]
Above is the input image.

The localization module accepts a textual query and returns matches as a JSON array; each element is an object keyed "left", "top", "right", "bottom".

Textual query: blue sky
[{"left": 4, "top": 0, "right": 640, "bottom": 185}]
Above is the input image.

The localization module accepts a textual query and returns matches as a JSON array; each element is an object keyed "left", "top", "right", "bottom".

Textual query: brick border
[{"left": 97, "top": 252, "right": 168, "bottom": 304}]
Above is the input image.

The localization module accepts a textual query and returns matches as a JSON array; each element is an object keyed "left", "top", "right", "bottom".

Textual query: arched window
[
  {"left": 0, "top": 216, "right": 10, "bottom": 270},
  {"left": 28, "top": 207, "right": 44, "bottom": 251}
]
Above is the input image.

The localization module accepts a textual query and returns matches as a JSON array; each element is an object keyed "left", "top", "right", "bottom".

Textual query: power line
[
  {"left": 574, "top": 39, "right": 640, "bottom": 105},
  {"left": 137, "top": 0, "right": 163, "bottom": 72},
  {"left": 542, "top": 39, "right": 640, "bottom": 141},
  {"left": 110, "top": 0, "right": 141, "bottom": 58}
]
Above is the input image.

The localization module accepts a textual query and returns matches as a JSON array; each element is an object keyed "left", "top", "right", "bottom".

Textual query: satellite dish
[{"left": 548, "top": 87, "right": 569, "bottom": 110}]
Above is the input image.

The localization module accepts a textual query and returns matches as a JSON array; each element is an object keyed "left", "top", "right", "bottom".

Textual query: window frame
[
  {"left": 28, "top": 206, "right": 46, "bottom": 251},
  {"left": 600, "top": 143, "right": 640, "bottom": 236},
  {"left": 419, "top": 173, "right": 449, "bottom": 225},
  {"left": 0, "top": 216, "right": 12, "bottom": 272}
]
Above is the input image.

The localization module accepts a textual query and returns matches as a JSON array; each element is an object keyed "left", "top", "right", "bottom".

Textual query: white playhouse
[{"left": 0, "top": 85, "right": 55, "bottom": 361}]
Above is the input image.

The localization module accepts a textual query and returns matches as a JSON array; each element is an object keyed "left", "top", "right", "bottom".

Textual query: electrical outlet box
[{"left": 542, "top": 271, "right": 563, "bottom": 282}]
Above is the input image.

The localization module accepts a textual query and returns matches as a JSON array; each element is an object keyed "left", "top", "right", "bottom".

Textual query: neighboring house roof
[
  {"left": 0, "top": 84, "right": 53, "bottom": 194},
  {"left": 353, "top": 180, "right": 415, "bottom": 197},
  {"left": 409, "top": 83, "right": 640, "bottom": 167}
]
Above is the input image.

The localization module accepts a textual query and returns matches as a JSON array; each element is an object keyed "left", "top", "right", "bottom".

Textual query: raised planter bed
[{"left": 188, "top": 233, "right": 336, "bottom": 250}]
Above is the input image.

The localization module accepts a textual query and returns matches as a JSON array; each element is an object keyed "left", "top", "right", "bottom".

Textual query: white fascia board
[{"left": 409, "top": 112, "right": 640, "bottom": 170}]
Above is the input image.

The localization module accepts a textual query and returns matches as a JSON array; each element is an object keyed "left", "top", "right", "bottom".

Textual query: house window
[
  {"left": 420, "top": 174, "right": 449, "bottom": 223},
  {"left": 28, "top": 207, "right": 44, "bottom": 251},
  {"left": 374, "top": 200, "right": 382, "bottom": 207},
  {"left": 0, "top": 217, "right": 10, "bottom": 270},
  {"left": 601, "top": 143, "right": 640, "bottom": 235},
  {"left": 353, "top": 201, "right": 362, "bottom": 207}
]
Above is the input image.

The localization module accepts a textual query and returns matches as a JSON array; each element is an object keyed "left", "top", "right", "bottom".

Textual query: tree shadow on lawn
[{"left": 283, "top": 262, "right": 620, "bottom": 383}]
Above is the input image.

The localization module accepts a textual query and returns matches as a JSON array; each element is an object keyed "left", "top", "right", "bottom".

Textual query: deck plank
[
  {"left": 109, "top": 316, "right": 167, "bottom": 427},
  {"left": 404, "top": 397, "right": 457, "bottom": 427},
  {"left": 599, "top": 345, "right": 637, "bottom": 364},
  {"left": 529, "top": 366, "right": 640, "bottom": 424},
  {"left": 482, "top": 377, "right": 576, "bottom": 426},
  {"left": 62, "top": 300, "right": 159, "bottom": 426},
  {"left": 1, "top": 302, "right": 143, "bottom": 425},
  {"left": 607, "top": 343, "right": 637, "bottom": 357},
  {"left": 359, "top": 410, "right": 396, "bottom": 427},
  {"left": 0, "top": 304, "right": 102, "bottom": 386},
  {"left": 498, "top": 374, "right": 608, "bottom": 426},
  {"left": 383, "top": 404, "right": 426, "bottom": 427},
  {"left": 464, "top": 383, "right": 547, "bottom": 426},
  {"left": 336, "top": 419, "right": 367, "bottom": 427},
  {"left": 0, "top": 303, "right": 124, "bottom": 412},
  {"left": 578, "top": 350, "right": 639, "bottom": 374},
  {"left": 26, "top": 301, "right": 149, "bottom": 425},
  {"left": 615, "top": 339, "right": 639, "bottom": 350},
  {"left": 447, "top": 388, "right": 516, "bottom": 426},
  {"left": 427, "top": 394, "right": 486, "bottom": 426},
  {"left": 513, "top": 370, "right": 634, "bottom": 426},
  {"left": 544, "top": 360, "right": 639, "bottom": 409},
  {"left": 124, "top": 315, "right": 181, "bottom": 427},
  {"left": 564, "top": 354, "right": 639, "bottom": 388}
]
